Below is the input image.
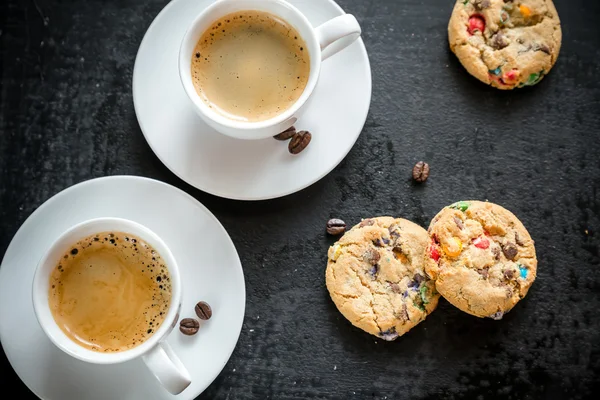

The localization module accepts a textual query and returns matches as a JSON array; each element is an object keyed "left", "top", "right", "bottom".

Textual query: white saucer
[
  {"left": 0, "top": 176, "right": 245, "bottom": 400},
  {"left": 132, "top": 0, "right": 371, "bottom": 200}
]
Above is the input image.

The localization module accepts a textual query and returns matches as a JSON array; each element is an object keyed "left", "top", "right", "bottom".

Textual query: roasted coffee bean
[
  {"left": 412, "top": 161, "right": 430, "bottom": 183},
  {"left": 179, "top": 318, "right": 200, "bottom": 335},
  {"left": 273, "top": 126, "right": 296, "bottom": 141},
  {"left": 363, "top": 249, "right": 380, "bottom": 265},
  {"left": 491, "top": 32, "right": 509, "bottom": 49},
  {"left": 288, "top": 130, "right": 311, "bottom": 154},
  {"left": 326, "top": 219, "right": 346, "bottom": 235},
  {"left": 195, "top": 301, "right": 212, "bottom": 320},
  {"left": 502, "top": 242, "right": 518, "bottom": 260}
]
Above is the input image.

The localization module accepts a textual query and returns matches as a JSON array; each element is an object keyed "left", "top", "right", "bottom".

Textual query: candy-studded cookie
[
  {"left": 448, "top": 0, "right": 562, "bottom": 89},
  {"left": 326, "top": 217, "right": 439, "bottom": 341},
  {"left": 424, "top": 201, "right": 537, "bottom": 319}
]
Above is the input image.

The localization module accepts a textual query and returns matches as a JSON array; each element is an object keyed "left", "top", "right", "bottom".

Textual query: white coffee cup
[
  {"left": 178, "top": 0, "right": 362, "bottom": 140},
  {"left": 32, "top": 218, "right": 191, "bottom": 395}
]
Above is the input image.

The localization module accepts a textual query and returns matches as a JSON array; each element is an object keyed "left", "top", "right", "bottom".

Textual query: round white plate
[
  {"left": 133, "top": 0, "right": 371, "bottom": 200},
  {"left": 0, "top": 176, "right": 245, "bottom": 400}
]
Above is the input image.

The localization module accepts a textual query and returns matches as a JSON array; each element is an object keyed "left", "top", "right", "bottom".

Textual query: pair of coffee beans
[
  {"left": 179, "top": 301, "right": 212, "bottom": 336},
  {"left": 273, "top": 126, "right": 312, "bottom": 154}
]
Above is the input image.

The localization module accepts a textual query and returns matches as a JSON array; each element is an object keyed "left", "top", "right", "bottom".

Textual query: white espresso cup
[
  {"left": 178, "top": 0, "right": 362, "bottom": 140},
  {"left": 32, "top": 218, "right": 191, "bottom": 395}
]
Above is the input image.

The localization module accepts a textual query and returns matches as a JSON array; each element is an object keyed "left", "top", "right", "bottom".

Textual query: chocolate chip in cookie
[
  {"left": 453, "top": 216, "right": 464, "bottom": 230},
  {"left": 373, "top": 237, "right": 390, "bottom": 247},
  {"left": 474, "top": 0, "right": 491, "bottom": 11},
  {"left": 388, "top": 224, "right": 401, "bottom": 239},
  {"left": 502, "top": 242, "right": 518, "bottom": 260},
  {"left": 477, "top": 267, "right": 490, "bottom": 280},
  {"left": 363, "top": 249, "right": 380, "bottom": 265},
  {"left": 492, "top": 247, "right": 501, "bottom": 260},
  {"left": 491, "top": 32, "right": 509, "bottom": 49},
  {"left": 379, "top": 327, "right": 399, "bottom": 341},
  {"left": 408, "top": 273, "right": 425, "bottom": 289},
  {"left": 490, "top": 311, "right": 504, "bottom": 320},
  {"left": 514, "top": 231, "right": 525, "bottom": 246},
  {"left": 535, "top": 43, "right": 551, "bottom": 54},
  {"left": 368, "top": 265, "right": 379, "bottom": 279}
]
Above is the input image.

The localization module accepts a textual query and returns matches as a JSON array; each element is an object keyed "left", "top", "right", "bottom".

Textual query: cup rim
[
  {"left": 32, "top": 217, "right": 182, "bottom": 365},
  {"left": 177, "top": 0, "right": 321, "bottom": 133}
]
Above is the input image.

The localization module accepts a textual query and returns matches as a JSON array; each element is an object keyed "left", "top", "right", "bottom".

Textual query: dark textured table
[{"left": 1, "top": 0, "right": 599, "bottom": 398}]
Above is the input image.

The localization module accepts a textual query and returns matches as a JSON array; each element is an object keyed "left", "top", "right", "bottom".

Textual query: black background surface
[{"left": 1, "top": 0, "right": 599, "bottom": 399}]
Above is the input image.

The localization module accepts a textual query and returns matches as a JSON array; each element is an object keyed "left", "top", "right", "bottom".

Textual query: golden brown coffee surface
[
  {"left": 49, "top": 232, "right": 172, "bottom": 353},
  {"left": 191, "top": 10, "right": 310, "bottom": 122}
]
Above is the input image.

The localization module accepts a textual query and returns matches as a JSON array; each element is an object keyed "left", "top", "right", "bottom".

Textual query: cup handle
[
  {"left": 315, "top": 14, "right": 361, "bottom": 61},
  {"left": 142, "top": 341, "right": 191, "bottom": 395}
]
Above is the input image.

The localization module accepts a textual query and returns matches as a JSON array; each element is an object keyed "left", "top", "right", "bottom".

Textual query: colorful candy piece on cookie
[
  {"left": 448, "top": 0, "right": 562, "bottom": 90},
  {"left": 522, "top": 71, "right": 545, "bottom": 87},
  {"left": 424, "top": 201, "right": 537, "bottom": 319},
  {"left": 450, "top": 201, "right": 470, "bottom": 211},
  {"left": 429, "top": 242, "right": 441, "bottom": 262},
  {"left": 326, "top": 217, "right": 440, "bottom": 340},
  {"left": 473, "top": 236, "right": 490, "bottom": 249},
  {"left": 519, "top": 4, "right": 532, "bottom": 17},
  {"left": 467, "top": 15, "right": 486, "bottom": 35},
  {"left": 442, "top": 237, "right": 463, "bottom": 257},
  {"left": 519, "top": 264, "right": 528, "bottom": 279},
  {"left": 504, "top": 69, "right": 519, "bottom": 82}
]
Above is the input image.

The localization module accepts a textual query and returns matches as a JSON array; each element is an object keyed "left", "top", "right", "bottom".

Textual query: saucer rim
[
  {"left": 132, "top": 0, "right": 372, "bottom": 201},
  {"left": 0, "top": 175, "right": 246, "bottom": 400}
]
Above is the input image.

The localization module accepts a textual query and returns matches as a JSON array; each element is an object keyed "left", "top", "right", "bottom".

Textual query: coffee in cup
[
  {"left": 190, "top": 10, "right": 310, "bottom": 122},
  {"left": 48, "top": 231, "right": 172, "bottom": 353}
]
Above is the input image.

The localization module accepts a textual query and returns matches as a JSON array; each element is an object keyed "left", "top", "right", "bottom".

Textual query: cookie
[
  {"left": 424, "top": 201, "right": 537, "bottom": 319},
  {"left": 326, "top": 217, "right": 439, "bottom": 341},
  {"left": 448, "top": 0, "right": 562, "bottom": 89}
]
